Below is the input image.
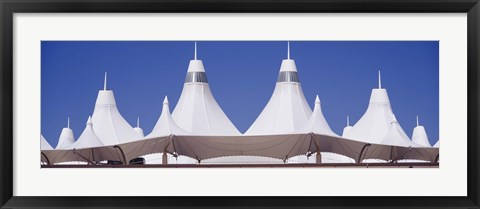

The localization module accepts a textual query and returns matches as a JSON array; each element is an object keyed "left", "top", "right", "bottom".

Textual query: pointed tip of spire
[
  {"left": 194, "top": 41, "right": 197, "bottom": 60},
  {"left": 287, "top": 41, "right": 291, "bottom": 60},
  {"left": 315, "top": 95, "right": 320, "bottom": 104},
  {"left": 347, "top": 115, "right": 350, "bottom": 127},
  {"left": 137, "top": 117, "right": 140, "bottom": 128},
  {"left": 87, "top": 115, "right": 92, "bottom": 125},
  {"left": 378, "top": 70, "right": 382, "bottom": 89},
  {"left": 104, "top": 72, "right": 108, "bottom": 91},
  {"left": 163, "top": 96, "right": 169, "bottom": 104},
  {"left": 67, "top": 117, "right": 70, "bottom": 128},
  {"left": 416, "top": 115, "right": 419, "bottom": 127}
]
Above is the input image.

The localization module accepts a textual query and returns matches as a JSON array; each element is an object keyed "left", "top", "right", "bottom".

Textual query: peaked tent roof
[
  {"left": 342, "top": 116, "right": 353, "bottom": 137},
  {"left": 245, "top": 42, "right": 312, "bottom": 135},
  {"left": 67, "top": 116, "right": 104, "bottom": 149},
  {"left": 55, "top": 118, "right": 75, "bottom": 149},
  {"left": 133, "top": 117, "right": 144, "bottom": 137},
  {"left": 380, "top": 115, "right": 420, "bottom": 147},
  {"left": 343, "top": 71, "right": 410, "bottom": 145},
  {"left": 41, "top": 134, "right": 53, "bottom": 150},
  {"left": 91, "top": 73, "right": 142, "bottom": 145},
  {"left": 294, "top": 95, "right": 338, "bottom": 136},
  {"left": 411, "top": 116, "right": 431, "bottom": 147},
  {"left": 171, "top": 43, "right": 241, "bottom": 136},
  {"left": 148, "top": 96, "right": 191, "bottom": 137}
]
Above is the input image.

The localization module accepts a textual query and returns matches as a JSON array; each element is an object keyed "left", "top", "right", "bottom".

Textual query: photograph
[
  {"left": 2, "top": 1, "right": 478, "bottom": 207},
  {"left": 40, "top": 41, "right": 439, "bottom": 167}
]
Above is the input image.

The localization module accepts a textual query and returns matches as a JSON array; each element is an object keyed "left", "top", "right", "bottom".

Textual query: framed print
[{"left": 1, "top": 0, "right": 479, "bottom": 208}]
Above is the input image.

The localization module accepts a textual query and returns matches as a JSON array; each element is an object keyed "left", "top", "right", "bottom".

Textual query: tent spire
[
  {"left": 378, "top": 70, "right": 382, "bottom": 89},
  {"left": 416, "top": 115, "right": 419, "bottom": 127},
  {"left": 194, "top": 42, "right": 197, "bottom": 60},
  {"left": 104, "top": 72, "right": 107, "bottom": 91},
  {"left": 347, "top": 116, "right": 350, "bottom": 127},
  {"left": 163, "top": 96, "right": 169, "bottom": 104},
  {"left": 67, "top": 117, "right": 70, "bottom": 128},
  {"left": 137, "top": 117, "right": 140, "bottom": 128},
  {"left": 287, "top": 41, "right": 290, "bottom": 60}
]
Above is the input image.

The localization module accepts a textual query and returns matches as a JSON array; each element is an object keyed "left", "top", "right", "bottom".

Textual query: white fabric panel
[
  {"left": 133, "top": 127, "right": 144, "bottom": 137},
  {"left": 40, "top": 135, "right": 53, "bottom": 150},
  {"left": 344, "top": 88, "right": 410, "bottom": 147},
  {"left": 55, "top": 128, "right": 75, "bottom": 149},
  {"left": 342, "top": 126, "right": 353, "bottom": 137},
  {"left": 379, "top": 115, "right": 420, "bottom": 147},
  {"left": 67, "top": 116, "right": 104, "bottom": 149},
  {"left": 412, "top": 126, "right": 432, "bottom": 147},
  {"left": 148, "top": 96, "right": 191, "bottom": 137},
  {"left": 172, "top": 79, "right": 240, "bottom": 135},
  {"left": 294, "top": 95, "right": 338, "bottom": 137},
  {"left": 246, "top": 60, "right": 312, "bottom": 135},
  {"left": 91, "top": 90, "right": 142, "bottom": 145}
]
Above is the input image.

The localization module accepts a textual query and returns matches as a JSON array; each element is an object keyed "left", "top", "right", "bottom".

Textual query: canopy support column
[
  {"left": 162, "top": 152, "right": 168, "bottom": 165},
  {"left": 41, "top": 152, "right": 50, "bottom": 165},
  {"left": 434, "top": 154, "right": 439, "bottom": 163},
  {"left": 357, "top": 143, "right": 371, "bottom": 163},
  {"left": 311, "top": 133, "right": 321, "bottom": 164},
  {"left": 163, "top": 135, "right": 174, "bottom": 165},
  {"left": 113, "top": 145, "right": 127, "bottom": 165},
  {"left": 315, "top": 152, "right": 322, "bottom": 164}
]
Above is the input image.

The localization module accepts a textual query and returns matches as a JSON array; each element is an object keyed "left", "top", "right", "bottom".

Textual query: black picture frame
[{"left": 1, "top": 0, "right": 479, "bottom": 208}]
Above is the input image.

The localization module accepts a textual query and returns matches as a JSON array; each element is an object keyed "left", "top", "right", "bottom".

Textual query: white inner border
[{"left": 14, "top": 13, "right": 467, "bottom": 196}]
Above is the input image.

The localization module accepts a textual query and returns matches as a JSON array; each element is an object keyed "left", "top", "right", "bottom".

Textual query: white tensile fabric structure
[
  {"left": 42, "top": 116, "right": 110, "bottom": 165},
  {"left": 171, "top": 43, "right": 240, "bottom": 136},
  {"left": 41, "top": 43, "right": 439, "bottom": 166},
  {"left": 91, "top": 73, "right": 142, "bottom": 145},
  {"left": 55, "top": 117, "right": 75, "bottom": 149},
  {"left": 246, "top": 43, "right": 312, "bottom": 135},
  {"left": 294, "top": 95, "right": 338, "bottom": 137},
  {"left": 146, "top": 96, "right": 195, "bottom": 164},
  {"left": 411, "top": 116, "right": 431, "bottom": 147},
  {"left": 67, "top": 116, "right": 104, "bottom": 149},
  {"left": 380, "top": 114, "right": 420, "bottom": 147},
  {"left": 343, "top": 71, "right": 415, "bottom": 147},
  {"left": 133, "top": 117, "right": 144, "bottom": 137},
  {"left": 41, "top": 135, "right": 53, "bottom": 150},
  {"left": 291, "top": 95, "right": 355, "bottom": 163},
  {"left": 342, "top": 116, "right": 353, "bottom": 137},
  {"left": 148, "top": 96, "right": 191, "bottom": 138}
]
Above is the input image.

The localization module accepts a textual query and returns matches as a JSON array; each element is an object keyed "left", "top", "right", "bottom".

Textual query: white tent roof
[
  {"left": 67, "top": 116, "right": 104, "bottom": 149},
  {"left": 245, "top": 43, "right": 312, "bottom": 135},
  {"left": 91, "top": 73, "right": 142, "bottom": 145},
  {"left": 343, "top": 72, "right": 411, "bottom": 146},
  {"left": 342, "top": 116, "right": 353, "bottom": 137},
  {"left": 41, "top": 134, "right": 53, "bottom": 150},
  {"left": 171, "top": 44, "right": 240, "bottom": 136},
  {"left": 133, "top": 117, "right": 144, "bottom": 137},
  {"left": 380, "top": 114, "right": 420, "bottom": 147},
  {"left": 148, "top": 96, "right": 191, "bottom": 137},
  {"left": 55, "top": 118, "right": 75, "bottom": 149},
  {"left": 411, "top": 116, "right": 431, "bottom": 147},
  {"left": 293, "top": 95, "right": 338, "bottom": 137}
]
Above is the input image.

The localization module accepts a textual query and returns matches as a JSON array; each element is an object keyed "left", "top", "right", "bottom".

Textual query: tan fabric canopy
[{"left": 41, "top": 134, "right": 439, "bottom": 165}]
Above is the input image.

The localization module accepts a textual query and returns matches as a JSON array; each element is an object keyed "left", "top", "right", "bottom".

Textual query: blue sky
[{"left": 41, "top": 41, "right": 439, "bottom": 147}]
